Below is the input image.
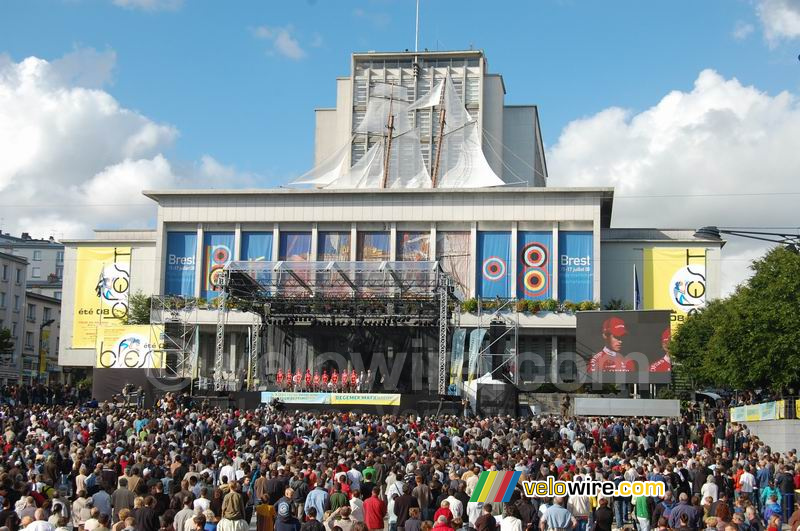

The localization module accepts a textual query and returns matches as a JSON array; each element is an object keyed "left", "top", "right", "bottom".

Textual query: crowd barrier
[{"left": 729, "top": 399, "right": 798, "bottom": 422}]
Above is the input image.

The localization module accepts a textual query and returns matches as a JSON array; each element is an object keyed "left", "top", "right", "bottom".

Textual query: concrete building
[
  {"left": 21, "top": 291, "right": 62, "bottom": 385},
  {"left": 0, "top": 231, "right": 65, "bottom": 299},
  {"left": 0, "top": 251, "right": 28, "bottom": 383},
  {"left": 315, "top": 50, "right": 547, "bottom": 187},
  {"left": 55, "top": 50, "right": 725, "bottom": 398}
]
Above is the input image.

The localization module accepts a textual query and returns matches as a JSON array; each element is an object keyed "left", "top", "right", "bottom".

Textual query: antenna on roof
[{"left": 414, "top": 0, "right": 420, "bottom": 53}]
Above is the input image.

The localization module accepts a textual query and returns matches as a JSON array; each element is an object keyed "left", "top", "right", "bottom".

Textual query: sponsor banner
[
  {"left": 330, "top": 393, "right": 401, "bottom": 406},
  {"left": 760, "top": 401, "right": 777, "bottom": 420},
  {"left": 518, "top": 231, "right": 552, "bottom": 300},
  {"left": 448, "top": 328, "right": 467, "bottom": 395},
  {"left": 261, "top": 392, "right": 330, "bottom": 404},
  {"left": 477, "top": 232, "right": 511, "bottom": 298},
  {"left": 730, "top": 406, "right": 746, "bottom": 423},
  {"left": 643, "top": 248, "right": 707, "bottom": 332},
  {"left": 745, "top": 404, "right": 761, "bottom": 422},
  {"left": 241, "top": 232, "right": 273, "bottom": 261},
  {"left": 165, "top": 232, "right": 197, "bottom": 296},
  {"left": 398, "top": 231, "right": 430, "bottom": 261},
  {"left": 436, "top": 231, "right": 471, "bottom": 296},
  {"left": 577, "top": 310, "right": 672, "bottom": 384},
  {"left": 318, "top": 232, "right": 351, "bottom": 261},
  {"left": 95, "top": 324, "right": 165, "bottom": 369},
  {"left": 467, "top": 328, "right": 488, "bottom": 381},
  {"left": 202, "top": 232, "right": 234, "bottom": 300},
  {"left": 279, "top": 232, "right": 311, "bottom": 261},
  {"left": 558, "top": 231, "right": 593, "bottom": 302},
  {"left": 357, "top": 232, "right": 390, "bottom": 261},
  {"left": 72, "top": 247, "right": 131, "bottom": 349}
]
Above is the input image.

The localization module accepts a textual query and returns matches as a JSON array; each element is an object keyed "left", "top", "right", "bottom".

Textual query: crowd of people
[{"left": 0, "top": 388, "right": 799, "bottom": 531}]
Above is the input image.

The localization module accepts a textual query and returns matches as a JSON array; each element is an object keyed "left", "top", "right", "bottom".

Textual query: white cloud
[
  {"left": 756, "top": 0, "right": 800, "bottom": 45},
  {"left": 732, "top": 21, "right": 755, "bottom": 40},
  {"left": 252, "top": 25, "right": 307, "bottom": 60},
  {"left": 547, "top": 69, "right": 800, "bottom": 296},
  {"left": 111, "top": 0, "right": 183, "bottom": 11},
  {"left": 0, "top": 50, "right": 253, "bottom": 241}
]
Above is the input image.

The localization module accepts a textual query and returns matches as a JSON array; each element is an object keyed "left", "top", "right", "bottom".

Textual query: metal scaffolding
[
  {"left": 475, "top": 298, "right": 520, "bottom": 386},
  {"left": 211, "top": 260, "right": 460, "bottom": 394},
  {"left": 149, "top": 296, "right": 198, "bottom": 379}
]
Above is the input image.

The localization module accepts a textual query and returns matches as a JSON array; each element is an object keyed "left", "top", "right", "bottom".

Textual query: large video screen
[{"left": 576, "top": 310, "right": 672, "bottom": 384}]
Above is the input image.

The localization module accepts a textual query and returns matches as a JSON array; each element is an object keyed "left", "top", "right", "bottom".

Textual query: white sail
[{"left": 293, "top": 73, "right": 503, "bottom": 189}]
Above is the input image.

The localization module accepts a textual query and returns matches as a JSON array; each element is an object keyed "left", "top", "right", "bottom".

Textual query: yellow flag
[
  {"left": 643, "top": 248, "right": 707, "bottom": 332},
  {"left": 72, "top": 247, "right": 131, "bottom": 348}
]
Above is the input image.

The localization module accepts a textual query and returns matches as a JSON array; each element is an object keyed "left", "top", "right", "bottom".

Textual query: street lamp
[
  {"left": 694, "top": 226, "right": 800, "bottom": 253},
  {"left": 38, "top": 319, "right": 55, "bottom": 384}
]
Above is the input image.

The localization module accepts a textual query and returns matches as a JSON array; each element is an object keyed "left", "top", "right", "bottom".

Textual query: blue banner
[
  {"left": 477, "top": 231, "right": 511, "bottom": 298},
  {"left": 202, "top": 232, "right": 234, "bottom": 300},
  {"left": 558, "top": 231, "right": 593, "bottom": 301},
  {"left": 279, "top": 232, "right": 311, "bottom": 261},
  {"left": 165, "top": 232, "right": 197, "bottom": 296},
  {"left": 518, "top": 231, "right": 552, "bottom": 300},
  {"left": 448, "top": 328, "right": 467, "bottom": 395},
  {"left": 467, "top": 328, "right": 488, "bottom": 381},
  {"left": 241, "top": 232, "right": 273, "bottom": 261}
]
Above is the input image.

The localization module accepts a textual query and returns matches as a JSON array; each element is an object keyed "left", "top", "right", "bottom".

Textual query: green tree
[
  {"left": 0, "top": 328, "right": 13, "bottom": 358},
  {"left": 672, "top": 246, "right": 800, "bottom": 393},
  {"left": 124, "top": 291, "right": 152, "bottom": 325}
]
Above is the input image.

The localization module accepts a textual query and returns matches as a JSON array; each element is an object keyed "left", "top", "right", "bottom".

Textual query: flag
[{"left": 633, "top": 264, "right": 642, "bottom": 310}]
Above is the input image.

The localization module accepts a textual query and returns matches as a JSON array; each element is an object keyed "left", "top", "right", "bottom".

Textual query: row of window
[
  {"left": 28, "top": 250, "right": 64, "bottom": 262},
  {"left": 0, "top": 292, "right": 21, "bottom": 311},
  {"left": 1, "top": 264, "right": 23, "bottom": 284},
  {"left": 25, "top": 303, "right": 52, "bottom": 322}
]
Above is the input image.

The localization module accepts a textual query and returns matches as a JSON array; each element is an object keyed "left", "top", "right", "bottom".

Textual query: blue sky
[
  {"left": 2, "top": 0, "right": 799, "bottom": 293},
  {"left": 2, "top": 0, "right": 798, "bottom": 182}
]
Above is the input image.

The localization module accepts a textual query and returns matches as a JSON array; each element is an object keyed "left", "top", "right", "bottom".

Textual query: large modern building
[{"left": 57, "top": 50, "right": 725, "bottom": 401}]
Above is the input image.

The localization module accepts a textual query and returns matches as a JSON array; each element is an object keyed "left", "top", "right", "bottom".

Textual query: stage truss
[
  {"left": 150, "top": 296, "right": 198, "bottom": 379},
  {"left": 212, "top": 260, "right": 460, "bottom": 394}
]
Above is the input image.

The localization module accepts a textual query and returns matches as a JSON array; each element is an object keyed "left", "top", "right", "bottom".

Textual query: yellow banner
[
  {"left": 38, "top": 329, "right": 50, "bottom": 374},
  {"left": 95, "top": 324, "right": 165, "bottom": 369},
  {"left": 330, "top": 393, "right": 401, "bottom": 406},
  {"left": 72, "top": 247, "right": 131, "bottom": 348},
  {"left": 643, "top": 248, "right": 707, "bottom": 332}
]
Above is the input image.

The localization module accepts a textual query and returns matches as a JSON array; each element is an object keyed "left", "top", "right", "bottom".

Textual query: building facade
[
  {"left": 0, "top": 251, "right": 29, "bottom": 383},
  {"left": 0, "top": 231, "right": 65, "bottom": 299},
  {"left": 315, "top": 50, "right": 547, "bottom": 187},
  {"left": 55, "top": 50, "right": 725, "bottom": 395},
  {"left": 20, "top": 291, "right": 62, "bottom": 385}
]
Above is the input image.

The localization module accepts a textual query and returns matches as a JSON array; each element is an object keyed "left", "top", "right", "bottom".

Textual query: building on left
[{"left": 0, "top": 231, "right": 65, "bottom": 384}]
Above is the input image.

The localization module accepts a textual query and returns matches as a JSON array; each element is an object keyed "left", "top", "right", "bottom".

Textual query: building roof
[
  {"left": 0, "top": 232, "right": 63, "bottom": 248},
  {"left": 0, "top": 250, "right": 29, "bottom": 265},
  {"left": 142, "top": 186, "right": 613, "bottom": 197},
  {"left": 26, "top": 291, "right": 62, "bottom": 305}
]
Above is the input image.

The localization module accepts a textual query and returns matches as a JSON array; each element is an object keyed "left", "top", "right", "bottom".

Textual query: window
[
  {"left": 25, "top": 331, "right": 34, "bottom": 349},
  {"left": 54, "top": 291, "right": 62, "bottom": 300},
  {"left": 33, "top": 250, "right": 42, "bottom": 261},
  {"left": 27, "top": 304, "right": 36, "bottom": 321},
  {"left": 43, "top": 307, "right": 51, "bottom": 321},
  {"left": 56, "top": 251, "right": 64, "bottom": 263},
  {"left": 11, "top": 322, "right": 17, "bottom": 337},
  {"left": 0, "top": 292, "right": 5, "bottom": 308},
  {"left": 13, "top": 295, "right": 20, "bottom": 311},
  {"left": 15, "top": 268, "right": 21, "bottom": 284},
  {"left": 32, "top": 267, "right": 41, "bottom": 279},
  {"left": 1, "top": 265, "right": 7, "bottom": 281},
  {"left": 56, "top": 266, "right": 63, "bottom": 278}
]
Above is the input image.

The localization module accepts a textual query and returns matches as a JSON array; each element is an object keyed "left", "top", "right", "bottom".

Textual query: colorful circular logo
[
  {"left": 213, "top": 245, "right": 230, "bottom": 263},
  {"left": 522, "top": 268, "right": 548, "bottom": 297},
  {"left": 482, "top": 256, "right": 507, "bottom": 281},
  {"left": 522, "top": 243, "right": 547, "bottom": 268},
  {"left": 669, "top": 265, "right": 706, "bottom": 314}
]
